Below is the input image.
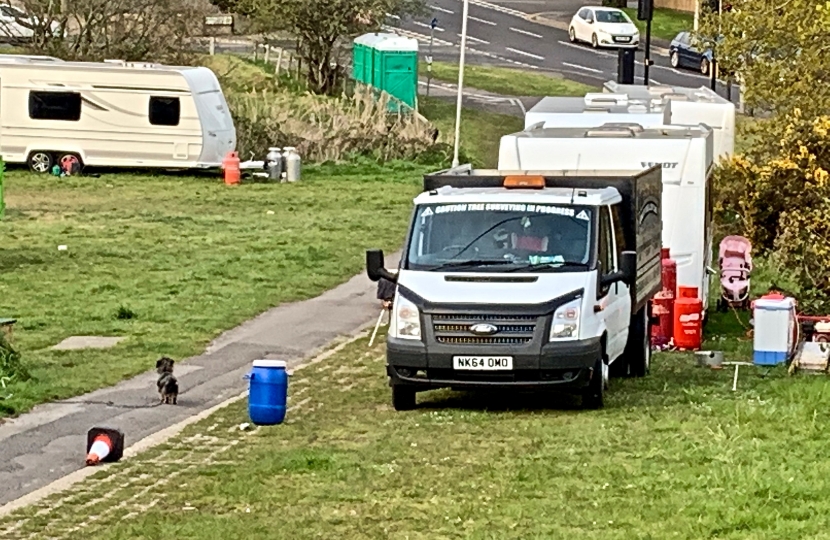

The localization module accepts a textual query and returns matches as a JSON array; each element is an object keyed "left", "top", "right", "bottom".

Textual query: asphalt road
[{"left": 386, "top": 0, "right": 739, "bottom": 101}]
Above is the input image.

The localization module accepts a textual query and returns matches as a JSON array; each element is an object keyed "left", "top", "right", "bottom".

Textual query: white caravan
[
  {"left": 0, "top": 55, "right": 236, "bottom": 172},
  {"left": 525, "top": 91, "right": 734, "bottom": 159},
  {"left": 498, "top": 123, "right": 714, "bottom": 310},
  {"left": 602, "top": 82, "right": 735, "bottom": 157}
]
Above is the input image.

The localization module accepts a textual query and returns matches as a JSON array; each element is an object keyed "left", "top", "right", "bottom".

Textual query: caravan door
[{"left": 193, "top": 89, "right": 235, "bottom": 167}]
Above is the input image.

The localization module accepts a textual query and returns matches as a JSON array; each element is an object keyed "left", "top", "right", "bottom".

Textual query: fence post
[
  {"left": 276, "top": 48, "right": 283, "bottom": 75},
  {"left": 253, "top": 42, "right": 258, "bottom": 62},
  {"left": 264, "top": 43, "right": 270, "bottom": 64},
  {"left": 209, "top": 36, "right": 215, "bottom": 56}
]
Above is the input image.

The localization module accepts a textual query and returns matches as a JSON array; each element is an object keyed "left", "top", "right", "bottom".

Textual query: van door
[{"left": 598, "top": 205, "right": 631, "bottom": 361}]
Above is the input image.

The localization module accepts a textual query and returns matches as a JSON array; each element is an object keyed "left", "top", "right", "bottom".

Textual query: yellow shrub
[{"left": 715, "top": 112, "right": 830, "bottom": 310}]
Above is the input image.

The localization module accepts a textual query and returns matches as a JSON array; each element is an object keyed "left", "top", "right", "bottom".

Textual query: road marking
[
  {"left": 557, "top": 40, "right": 615, "bottom": 58},
  {"left": 465, "top": 0, "right": 528, "bottom": 18},
  {"left": 510, "top": 27, "right": 543, "bottom": 39},
  {"left": 385, "top": 12, "right": 401, "bottom": 20},
  {"left": 505, "top": 47, "right": 544, "bottom": 60},
  {"left": 462, "top": 34, "right": 490, "bottom": 44},
  {"left": 429, "top": 4, "right": 454, "bottom": 14},
  {"left": 391, "top": 26, "right": 539, "bottom": 70},
  {"left": 414, "top": 20, "right": 445, "bottom": 31},
  {"left": 383, "top": 25, "right": 454, "bottom": 46},
  {"left": 562, "top": 62, "right": 603, "bottom": 74},
  {"left": 468, "top": 15, "right": 497, "bottom": 25}
]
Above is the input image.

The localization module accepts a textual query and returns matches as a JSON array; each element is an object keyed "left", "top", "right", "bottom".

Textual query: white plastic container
[{"left": 753, "top": 296, "right": 796, "bottom": 365}]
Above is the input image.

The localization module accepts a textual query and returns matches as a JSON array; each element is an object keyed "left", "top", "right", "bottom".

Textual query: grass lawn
[
  {"left": 0, "top": 164, "right": 424, "bottom": 417},
  {"left": 6, "top": 314, "right": 830, "bottom": 539},
  {"left": 420, "top": 96, "right": 523, "bottom": 168},
  {"left": 622, "top": 7, "right": 693, "bottom": 42},
  {"left": 421, "top": 61, "right": 598, "bottom": 97}
]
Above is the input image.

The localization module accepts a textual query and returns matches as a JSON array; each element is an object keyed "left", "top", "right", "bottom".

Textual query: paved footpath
[{"left": 0, "top": 253, "right": 400, "bottom": 507}]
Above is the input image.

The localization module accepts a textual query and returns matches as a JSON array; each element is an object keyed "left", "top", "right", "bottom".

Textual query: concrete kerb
[{"left": 0, "top": 329, "right": 371, "bottom": 519}]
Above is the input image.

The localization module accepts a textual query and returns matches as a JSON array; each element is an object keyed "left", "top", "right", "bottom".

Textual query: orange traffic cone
[{"left": 85, "top": 427, "right": 124, "bottom": 466}]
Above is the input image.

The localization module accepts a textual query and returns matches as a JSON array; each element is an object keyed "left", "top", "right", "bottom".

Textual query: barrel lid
[
  {"left": 252, "top": 359, "right": 287, "bottom": 368},
  {"left": 754, "top": 297, "right": 795, "bottom": 310}
]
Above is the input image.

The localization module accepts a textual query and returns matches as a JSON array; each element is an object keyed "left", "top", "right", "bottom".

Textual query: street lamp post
[{"left": 451, "top": 0, "right": 470, "bottom": 168}]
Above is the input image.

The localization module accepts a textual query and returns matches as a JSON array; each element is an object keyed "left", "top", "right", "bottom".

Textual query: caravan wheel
[{"left": 28, "top": 151, "right": 54, "bottom": 174}]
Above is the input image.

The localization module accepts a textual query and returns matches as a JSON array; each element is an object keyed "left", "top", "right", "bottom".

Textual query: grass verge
[
  {"left": 419, "top": 96, "right": 523, "bottom": 168},
  {"left": 0, "top": 58, "right": 530, "bottom": 417},
  {"left": 421, "top": 61, "right": 598, "bottom": 97},
  {"left": 5, "top": 319, "right": 827, "bottom": 539},
  {"left": 622, "top": 7, "right": 693, "bottom": 42},
  {"left": 0, "top": 163, "right": 423, "bottom": 417}
]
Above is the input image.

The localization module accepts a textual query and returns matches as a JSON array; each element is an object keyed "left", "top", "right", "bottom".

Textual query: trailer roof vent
[
  {"left": 585, "top": 123, "right": 641, "bottom": 137},
  {"left": 584, "top": 92, "right": 628, "bottom": 106},
  {"left": 627, "top": 104, "right": 649, "bottom": 113},
  {"left": 661, "top": 92, "right": 690, "bottom": 103}
]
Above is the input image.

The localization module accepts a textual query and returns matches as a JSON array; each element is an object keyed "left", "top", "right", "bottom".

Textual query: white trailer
[
  {"left": 0, "top": 55, "right": 236, "bottom": 172},
  {"left": 498, "top": 123, "right": 715, "bottom": 310},
  {"left": 600, "top": 83, "right": 735, "bottom": 158}
]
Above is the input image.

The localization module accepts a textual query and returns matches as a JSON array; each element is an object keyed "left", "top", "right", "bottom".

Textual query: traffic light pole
[{"left": 643, "top": 16, "right": 652, "bottom": 85}]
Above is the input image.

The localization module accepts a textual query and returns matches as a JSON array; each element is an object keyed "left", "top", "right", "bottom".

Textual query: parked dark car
[{"left": 669, "top": 31, "right": 713, "bottom": 75}]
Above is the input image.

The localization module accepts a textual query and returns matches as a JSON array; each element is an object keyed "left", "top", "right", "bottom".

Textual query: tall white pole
[{"left": 451, "top": 0, "right": 469, "bottom": 168}]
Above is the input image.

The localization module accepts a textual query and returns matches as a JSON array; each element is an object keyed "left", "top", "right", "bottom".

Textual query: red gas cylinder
[
  {"left": 222, "top": 151, "right": 240, "bottom": 185},
  {"left": 661, "top": 248, "right": 677, "bottom": 300},
  {"left": 650, "top": 290, "right": 674, "bottom": 348},
  {"left": 674, "top": 286, "right": 703, "bottom": 350}
]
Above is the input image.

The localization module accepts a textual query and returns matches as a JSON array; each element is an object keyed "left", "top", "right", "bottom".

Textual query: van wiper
[
  {"left": 426, "top": 259, "right": 515, "bottom": 271},
  {"left": 505, "top": 261, "right": 589, "bottom": 272}
]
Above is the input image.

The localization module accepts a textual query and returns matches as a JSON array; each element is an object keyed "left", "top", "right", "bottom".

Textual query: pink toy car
[{"left": 717, "top": 235, "right": 753, "bottom": 311}]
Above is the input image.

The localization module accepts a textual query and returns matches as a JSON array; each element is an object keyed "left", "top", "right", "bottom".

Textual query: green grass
[
  {"left": 622, "top": 7, "right": 693, "bottom": 42},
  {"left": 420, "top": 96, "right": 523, "bottom": 168},
  {"left": 0, "top": 163, "right": 424, "bottom": 417},
  {"left": 422, "top": 61, "right": 598, "bottom": 97},
  {"left": 7, "top": 320, "right": 830, "bottom": 539},
  {"left": 0, "top": 55, "right": 527, "bottom": 418}
]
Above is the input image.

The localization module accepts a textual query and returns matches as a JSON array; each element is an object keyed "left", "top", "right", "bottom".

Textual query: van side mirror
[
  {"left": 620, "top": 251, "right": 637, "bottom": 285},
  {"left": 366, "top": 249, "right": 397, "bottom": 283}
]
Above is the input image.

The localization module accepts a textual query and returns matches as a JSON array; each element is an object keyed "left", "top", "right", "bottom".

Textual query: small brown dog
[{"left": 155, "top": 357, "right": 179, "bottom": 405}]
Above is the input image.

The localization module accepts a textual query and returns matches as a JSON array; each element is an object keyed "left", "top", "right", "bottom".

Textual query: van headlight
[
  {"left": 550, "top": 299, "right": 581, "bottom": 340},
  {"left": 391, "top": 295, "right": 421, "bottom": 340}
]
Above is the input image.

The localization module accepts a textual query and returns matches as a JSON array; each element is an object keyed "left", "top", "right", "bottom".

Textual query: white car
[{"left": 569, "top": 6, "right": 639, "bottom": 49}]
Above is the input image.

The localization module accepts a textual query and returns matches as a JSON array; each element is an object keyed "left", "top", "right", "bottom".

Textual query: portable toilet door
[
  {"left": 352, "top": 32, "right": 391, "bottom": 86},
  {"left": 372, "top": 35, "right": 419, "bottom": 113}
]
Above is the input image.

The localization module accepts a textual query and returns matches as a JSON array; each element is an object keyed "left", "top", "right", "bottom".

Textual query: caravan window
[
  {"left": 149, "top": 97, "right": 180, "bottom": 126},
  {"left": 29, "top": 92, "right": 81, "bottom": 121}
]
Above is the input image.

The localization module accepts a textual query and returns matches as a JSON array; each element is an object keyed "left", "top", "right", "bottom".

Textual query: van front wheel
[{"left": 28, "top": 151, "right": 54, "bottom": 174}]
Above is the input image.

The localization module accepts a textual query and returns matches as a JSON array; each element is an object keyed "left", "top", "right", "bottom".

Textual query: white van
[
  {"left": 0, "top": 55, "right": 236, "bottom": 172},
  {"left": 498, "top": 123, "right": 714, "bottom": 309}
]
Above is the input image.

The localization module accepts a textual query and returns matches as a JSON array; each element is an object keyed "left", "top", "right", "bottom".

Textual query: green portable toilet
[
  {"left": 352, "top": 32, "right": 389, "bottom": 85},
  {"left": 371, "top": 34, "right": 419, "bottom": 112}
]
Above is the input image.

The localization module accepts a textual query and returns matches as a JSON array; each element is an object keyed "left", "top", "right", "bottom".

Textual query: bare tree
[
  {"left": 217, "top": 0, "right": 425, "bottom": 94},
  {"left": 4, "top": 0, "right": 211, "bottom": 63}
]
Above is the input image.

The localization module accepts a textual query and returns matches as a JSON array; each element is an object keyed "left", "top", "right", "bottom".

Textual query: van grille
[{"left": 431, "top": 314, "right": 538, "bottom": 346}]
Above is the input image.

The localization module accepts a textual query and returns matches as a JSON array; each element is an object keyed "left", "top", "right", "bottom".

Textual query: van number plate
[{"left": 453, "top": 356, "right": 513, "bottom": 370}]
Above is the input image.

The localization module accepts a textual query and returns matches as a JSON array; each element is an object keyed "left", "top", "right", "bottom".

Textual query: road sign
[{"left": 431, "top": 17, "right": 438, "bottom": 29}]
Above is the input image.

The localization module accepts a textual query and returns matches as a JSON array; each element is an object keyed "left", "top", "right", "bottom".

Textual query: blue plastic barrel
[{"left": 246, "top": 359, "right": 288, "bottom": 425}]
